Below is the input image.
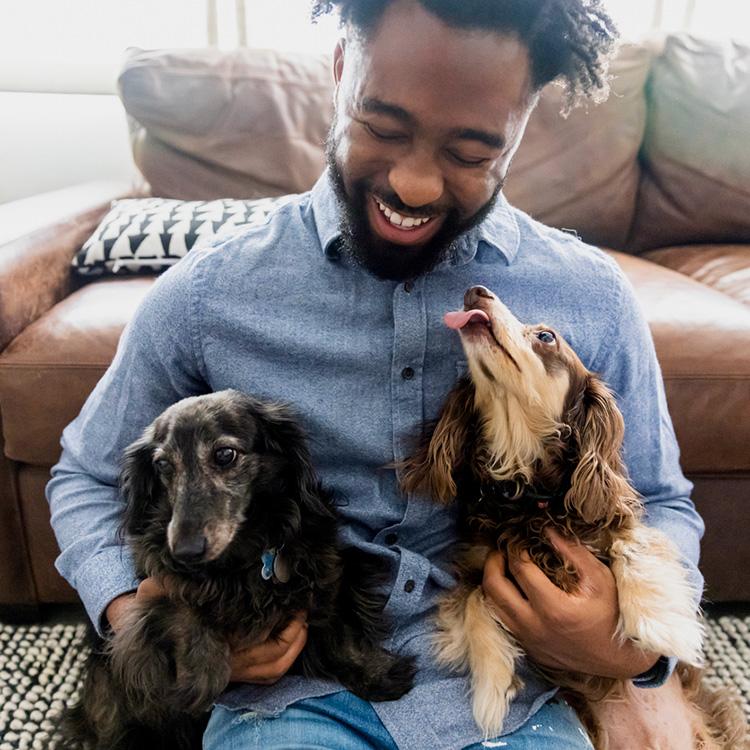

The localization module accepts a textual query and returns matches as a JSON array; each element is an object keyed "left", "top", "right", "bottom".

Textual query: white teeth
[{"left": 375, "top": 198, "right": 432, "bottom": 230}]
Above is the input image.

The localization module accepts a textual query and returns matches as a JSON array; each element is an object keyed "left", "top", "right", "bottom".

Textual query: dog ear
[
  {"left": 252, "top": 402, "right": 334, "bottom": 524},
  {"left": 400, "top": 376, "right": 476, "bottom": 503},
  {"left": 564, "top": 374, "right": 638, "bottom": 525},
  {"left": 120, "top": 433, "right": 160, "bottom": 538}
]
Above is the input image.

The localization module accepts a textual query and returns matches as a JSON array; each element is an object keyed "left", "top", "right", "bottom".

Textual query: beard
[{"left": 324, "top": 130, "right": 503, "bottom": 282}]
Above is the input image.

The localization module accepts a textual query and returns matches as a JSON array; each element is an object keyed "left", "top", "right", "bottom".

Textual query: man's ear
[{"left": 333, "top": 38, "right": 346, "bottom": 85}]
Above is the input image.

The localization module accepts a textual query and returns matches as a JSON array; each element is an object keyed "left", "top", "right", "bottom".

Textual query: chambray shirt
[{"left": 47, "top": 171, "right": 704, "bottom": 749}]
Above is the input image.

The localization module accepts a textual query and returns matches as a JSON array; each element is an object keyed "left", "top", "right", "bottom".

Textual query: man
[{"left": 47, "top": 0, "right": 706, "bottom": 747}]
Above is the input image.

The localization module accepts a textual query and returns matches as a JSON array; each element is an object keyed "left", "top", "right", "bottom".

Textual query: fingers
[
  {"left": 545, "top": 527, "right": 609, "bottom": 592},
  {"left": 482, "top": 549, "right": 534, "bottom": 633},
  {"left": 230, "top": 613, "right": 309, "bottom": 685},
  {"left": 506, "top": 549, "right": 566, "bottom": 611}
]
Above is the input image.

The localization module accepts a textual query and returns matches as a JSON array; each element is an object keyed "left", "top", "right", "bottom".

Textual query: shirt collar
[{"left": 310, "top": 169, "right": 520, "bottom": 268}]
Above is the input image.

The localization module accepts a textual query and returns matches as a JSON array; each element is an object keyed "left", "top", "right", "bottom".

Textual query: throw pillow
[{"left": 73, "top": 196, "right": 292, "bottom": 275}]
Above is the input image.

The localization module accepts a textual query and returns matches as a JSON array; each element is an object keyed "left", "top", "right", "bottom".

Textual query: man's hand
[
  {"left": 105, "top": 576, "right": 166, "bottom": 633},
  {"left": 228, "top": 613, "right": 308, "bottom": 685},
  {"left": 106, "top": 580, "right": 308, "bottom": 686},
  {"left": 482, "top": 527, "right": 658, "bottom": 679}
]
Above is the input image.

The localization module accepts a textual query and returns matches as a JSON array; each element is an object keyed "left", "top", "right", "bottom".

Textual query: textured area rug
[{"left": 1, "top": 617, "right": 749, "bottom": 748}]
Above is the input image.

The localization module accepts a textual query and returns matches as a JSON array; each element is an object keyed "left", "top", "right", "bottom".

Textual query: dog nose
[
  {"left": 172, "top": 533, "right": 208, "bottom": 562},
  {"left": 464, "top": 286, "right": 495, "bottom": 308}
]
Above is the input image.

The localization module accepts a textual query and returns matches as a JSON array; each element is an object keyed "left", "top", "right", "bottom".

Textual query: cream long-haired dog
[{"left": 401, "top": 285, "right": 746, "bottom": 748}]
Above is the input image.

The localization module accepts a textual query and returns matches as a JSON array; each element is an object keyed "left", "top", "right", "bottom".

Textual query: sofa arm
[{"left": 0, "top": 181, "right": 135, "bottom": 352}]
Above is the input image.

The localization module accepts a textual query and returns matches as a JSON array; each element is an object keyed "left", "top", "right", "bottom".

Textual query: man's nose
[{"left": 388, "top": 151, "right": 444, "bottom": 209}]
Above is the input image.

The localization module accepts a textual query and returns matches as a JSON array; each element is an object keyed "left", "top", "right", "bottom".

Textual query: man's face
[{"left": 327, "top": 0, "right": 536, "bottom": 281}]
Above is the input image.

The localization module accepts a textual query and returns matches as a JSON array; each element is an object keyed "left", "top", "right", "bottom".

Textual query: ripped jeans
[{"left": 203, "top": 691, "right": 594, "bottom": 749}]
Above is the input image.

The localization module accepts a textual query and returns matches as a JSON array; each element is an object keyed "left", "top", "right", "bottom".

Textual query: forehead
[
  {"left": 347, "top": 1, "right": 533, "bottom": 136},
  {"left": 153, "top": 396, "right": 253, "bottom": 444}
]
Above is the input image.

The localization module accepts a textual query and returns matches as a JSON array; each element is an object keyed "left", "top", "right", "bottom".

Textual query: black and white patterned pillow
[{"left": 73, "top": 196, "right": 293, "bottom": 276}]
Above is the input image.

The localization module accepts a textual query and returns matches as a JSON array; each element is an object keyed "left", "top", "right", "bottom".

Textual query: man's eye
[
  {"left": 448, "top": 151, "right": 490, "bottom": 167},
  {"left": 365, "top": 123, "right": 405, "bottom": 141},
  {"left": 536, "top": 331, "right": 556, "bottom": 344},
  {"left": 214, "top": 447, "right": 238, "bottom": 467}
]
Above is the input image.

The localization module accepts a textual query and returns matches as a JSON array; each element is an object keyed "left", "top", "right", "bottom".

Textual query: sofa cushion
[
  {"left": 504, "top": 43, "right": 652, "bottom": 249},
  {"left": 119, "top": 44, "right": 651, "bottom": 249},
  {"left": 629, "top": 35, "right": 750, "bottom": 251},
  {"left": 119, "top": 47, "right": 335, "bottom": 200},
  {"left": 0, "top": 278, "right": 154, "bottom": 466},
  {"left": 609, "top": 250, "right": 750, "bottom": 474},
  {"left": 643, "top": 244, "right": 750, "bottom": 308},
  {"left": 73, "top": 196, "right": 291, "bottom": 276}
]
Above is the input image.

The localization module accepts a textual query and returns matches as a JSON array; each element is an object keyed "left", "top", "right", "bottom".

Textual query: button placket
[{"left": 390, "top": 279, "right": 426, "bottom": 466}]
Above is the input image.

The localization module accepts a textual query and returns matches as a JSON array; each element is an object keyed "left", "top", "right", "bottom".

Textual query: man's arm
[{"left": 46, "top": 250, "right": 209, "bottom": 633}]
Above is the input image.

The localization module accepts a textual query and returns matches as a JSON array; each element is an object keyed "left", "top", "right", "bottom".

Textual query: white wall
[{"left": 0, "top": 92, "right": 136, "bottom": 204}]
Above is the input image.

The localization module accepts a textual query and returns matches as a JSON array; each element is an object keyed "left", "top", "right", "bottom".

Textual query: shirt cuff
[
  {"left": 631, "top": 655, "right": 676, "bottom": 688},
  {"left": 70, "top": 546, "right": 141, "bottom": 636}
]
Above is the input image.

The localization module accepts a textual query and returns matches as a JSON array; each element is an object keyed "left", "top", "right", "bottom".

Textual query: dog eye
[
  {"left": 214, "top": 447, "right": 237, "bottom": 467},
  {"left": 153, "top": 458, "right": 172, "bottom": 473},
  {"left": 536, "top": 331, "right": 556, "bottom": 344}
]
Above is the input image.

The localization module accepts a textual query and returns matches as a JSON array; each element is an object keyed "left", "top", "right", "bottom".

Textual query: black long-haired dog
[{"left": 58, "top": 389, "right": 415, "bottom": 750}]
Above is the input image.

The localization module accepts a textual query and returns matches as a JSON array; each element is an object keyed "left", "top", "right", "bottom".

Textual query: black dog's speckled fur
[{"left": 58, "top": 390, "right": 415, "bottom": 750}]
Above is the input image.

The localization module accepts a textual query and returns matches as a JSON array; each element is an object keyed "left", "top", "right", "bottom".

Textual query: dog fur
[
  {"left": 401, "top": 286, "right": 747, "bottom": 748},
  {"left": 58, "top": 389, "right": 415, "bottom": 750}
]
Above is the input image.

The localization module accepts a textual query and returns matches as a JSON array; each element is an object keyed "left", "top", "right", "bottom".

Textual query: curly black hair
[{"left": 311, "top": 0, "right": 618, "bottom": 106}]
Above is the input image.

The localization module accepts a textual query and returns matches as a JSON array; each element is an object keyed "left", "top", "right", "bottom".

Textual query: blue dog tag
[
  {"left": 261, "top": 547, "right": 290, "bottom": 583},
  {"left": 261, "top": 549, "right": 275, "bottom": 581}
]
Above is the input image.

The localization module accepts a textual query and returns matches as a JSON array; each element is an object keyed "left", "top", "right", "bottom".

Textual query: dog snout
[
  {"left": 464, "top": 286, "right": 495, "bottom": 308},
  {"left": 172, "top": 530, "right": 208, "bottom": 562}
]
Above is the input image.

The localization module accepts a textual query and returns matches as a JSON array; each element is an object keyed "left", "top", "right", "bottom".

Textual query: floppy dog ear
[
  {"left": 120, "top": 433, "right": 160, "bottom": 538},
  {"left": 253, "top": 402, "right": 334, "bottom": 523},
  {"left": 564, "top": 375, "right": 638, "bottom": 525},
  {"left": 400, "top": 376, "right": 477, "bottom": 503}
]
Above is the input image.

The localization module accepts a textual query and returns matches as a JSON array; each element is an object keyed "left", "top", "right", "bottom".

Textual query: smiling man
[{"left": 47, "top": 1, "right": 706, "bottom": 748}]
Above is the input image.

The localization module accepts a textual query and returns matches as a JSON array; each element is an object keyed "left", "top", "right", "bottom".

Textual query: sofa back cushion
[
  {"left": 119, "top": 47, "right": 335, "bottom": 200},
  {"left": 119, "top": 43, "right": 651, "bottom": 249},
  {"left": 504, "top": 43, "right": 651, "bottom": 249},
  {"left": 629, "top": 35, "right": 750, "bottom": 251}
]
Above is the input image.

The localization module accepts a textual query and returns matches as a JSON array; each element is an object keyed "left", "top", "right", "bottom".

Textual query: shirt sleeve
[
  {"left": 590, "top": 261, "right": 705, "bottom": 688},
  {"left": 45, "top": 249, "right": 211, "bottom": 634}
]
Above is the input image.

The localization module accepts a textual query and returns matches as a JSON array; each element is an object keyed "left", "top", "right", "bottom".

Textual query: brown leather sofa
[{"left": 1, "top": 35, "right": 749, "bottom": 616}]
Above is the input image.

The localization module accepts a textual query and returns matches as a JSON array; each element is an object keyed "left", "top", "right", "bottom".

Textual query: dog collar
[
  {"left": 478, "top": 482, "right": 563, "bottom": 511},
  {"left": 260, "top": 546, "right": 291, "bottom": 584}
]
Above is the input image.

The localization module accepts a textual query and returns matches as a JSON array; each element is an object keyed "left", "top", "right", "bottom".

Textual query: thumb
[{"left": 136, "top": 577, "right": 167, "bottom": 600}]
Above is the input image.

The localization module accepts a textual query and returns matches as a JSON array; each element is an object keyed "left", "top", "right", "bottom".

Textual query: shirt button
[
  {"left": 385, "top": 533, "right": 398, "bottom": 546},
  {"left": 401, "top": 367, "right": 414, "bottom": 380},
  {"left": 404, "top": 281, "right": 413, "bottom": 293},
  {"left": 404, "top": 579, "right": 416, "bottom": 593},
  {"left": 325, "top": 242, "right": 341, "bottom": 261}
]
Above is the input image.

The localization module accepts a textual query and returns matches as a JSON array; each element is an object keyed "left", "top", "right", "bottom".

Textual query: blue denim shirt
[{"left": 47, "top": 171, "right": 704, "bottom": 749}]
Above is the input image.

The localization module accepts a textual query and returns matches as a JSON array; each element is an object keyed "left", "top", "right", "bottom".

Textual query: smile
[
  {"left": 367, "top": 194, "right": 444, "bottom": 246},
  {"left": 375, "top": 197, "right": 433, "bottom": 229}
]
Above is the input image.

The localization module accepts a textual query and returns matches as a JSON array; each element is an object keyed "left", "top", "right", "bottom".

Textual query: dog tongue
[{"left": 444, "top": 309, "right": 490, "bottom": 330}]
